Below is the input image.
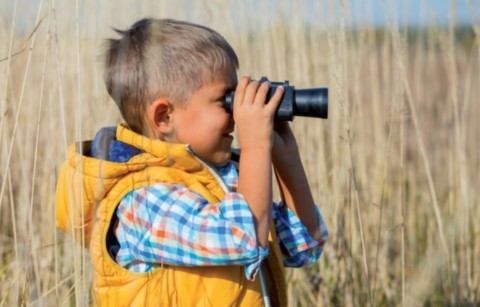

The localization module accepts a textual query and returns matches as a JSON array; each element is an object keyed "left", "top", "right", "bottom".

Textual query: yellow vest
[{"left": 56, "top": 123, "right": 287, "bottom": 306}]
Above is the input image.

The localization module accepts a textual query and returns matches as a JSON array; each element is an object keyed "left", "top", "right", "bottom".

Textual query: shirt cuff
[
  {"left": 273, "top": 202, "right": 328, "bottom": 267},
  {"left": 244, "top": 245, "right": 269, "bottom": 281}
]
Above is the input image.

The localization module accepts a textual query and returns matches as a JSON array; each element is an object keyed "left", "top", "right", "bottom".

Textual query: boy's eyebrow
[{"left": 215, "top": 84, "right": 236, "bottom": 98}]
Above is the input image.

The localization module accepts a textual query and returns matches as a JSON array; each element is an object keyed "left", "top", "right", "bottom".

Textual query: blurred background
[{"left": 0, "top": 0, "right": 479, "bottom": 305}]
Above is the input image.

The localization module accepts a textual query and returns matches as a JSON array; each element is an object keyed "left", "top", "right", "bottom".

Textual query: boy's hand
[
  {"left": 233, "top": 76, "right": 284, "bottom": 151},
  {"left": 233, "top": 76, "right": 284, "bottom": 248}
]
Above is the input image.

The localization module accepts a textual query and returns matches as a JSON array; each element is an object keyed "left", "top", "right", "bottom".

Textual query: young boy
[{"left": 56, "top": 18, "right": 328, "bottom": 306}]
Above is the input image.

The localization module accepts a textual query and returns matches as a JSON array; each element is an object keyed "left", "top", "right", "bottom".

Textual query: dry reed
[{"left": 0, "top": 0, "right": 479, "bottom": 306}]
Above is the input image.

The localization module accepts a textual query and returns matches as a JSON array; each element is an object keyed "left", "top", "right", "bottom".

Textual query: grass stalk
[
  {"left": 26, "top": 274, "right": 74, "bottom": 307},
  {"left": 15, "top": 1, "right": 46, "bottom": 303},
  {"left": 390, "top": 11, "right": 450, "bottom": 260},
  {"left": 335, "top": 1, "right": 373, "bottom": 305},
  {"left": 398, "top": 60, "right": 407, "bottom": 306},
  {"left": 28, "top": 0, "right": 51, "bottom": 302},
  {"left": 74, "top": 0, "right": 87, "bottom": 304},
  {"left": 0, "top": 0, "right": 18, "bottom": 147},
  {"left": 347, "top": 132, "right": 372, "bottom": 306},
  {"left": 0, "top": 0, "right": 44, "bottom": 217},
  {"left": 7, "top": 171, "right": 19, "bottom": 306},
  {"left": 0, "top": 0, "right": 19, "bottom": 211},
  {"left": 51, "top": 0, "right": 74, "bottom": 304},
  {"left": 371, "top": 69, "right": 395, "bottom": 305}
]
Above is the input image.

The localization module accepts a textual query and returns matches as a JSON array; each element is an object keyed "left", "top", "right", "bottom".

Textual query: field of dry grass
[{"left": 1, "top": 0, "right": 479, "bottom": 306}]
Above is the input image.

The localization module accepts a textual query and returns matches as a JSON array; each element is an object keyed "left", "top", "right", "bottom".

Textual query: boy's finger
[
  {"left": 243, "top": 80, "right": 261, "bottom": 106},
  {"left": 234, "top": 76, "right": 251, "bottom": 108},
  {"left": 253, "top": 81, "right": 270, "bottom": 107},
  {"left": 265, "top": 86, "right": 284, "bottom": 114}
]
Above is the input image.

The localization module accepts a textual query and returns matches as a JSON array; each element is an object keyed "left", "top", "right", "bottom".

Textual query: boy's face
[{"left": 171, "top": 72, "right": 237, "bottom": 166}]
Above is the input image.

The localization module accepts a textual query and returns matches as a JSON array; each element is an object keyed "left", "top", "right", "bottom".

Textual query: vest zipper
[
  {"left": 259, "top": 267, "right": 271, "bottom": 307},
  {"left": 185, "top": 145, "right": 271, "bottom": 307},
  {"left": 186, "top": 145, "right": 230, "bottom": 193}
]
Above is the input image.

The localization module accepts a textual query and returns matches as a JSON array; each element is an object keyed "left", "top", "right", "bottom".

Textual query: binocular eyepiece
[{"left": 224, "top": 77, "right": 328, "bottom": 121}]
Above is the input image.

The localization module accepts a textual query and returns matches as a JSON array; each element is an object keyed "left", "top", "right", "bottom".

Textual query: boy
[{"left": 56, "top": 18, "right": 328, "bottom": 306}]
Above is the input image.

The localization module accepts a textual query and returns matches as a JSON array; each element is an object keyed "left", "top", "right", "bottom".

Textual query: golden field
[{"left": 0, "top": 0, "right": 479, "bottom": 306}]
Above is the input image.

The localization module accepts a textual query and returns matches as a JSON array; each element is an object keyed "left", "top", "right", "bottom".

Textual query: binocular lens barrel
[
  {"left": 295, "top": 88, "right": 328, "bottom": 119},
  {"left": 223, "top": 77, "right": 328, "bottom": 121}
]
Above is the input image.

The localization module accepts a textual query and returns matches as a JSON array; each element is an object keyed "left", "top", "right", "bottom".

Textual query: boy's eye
[{"left": 215, "top": 96, "right": 226, "bottom": 104}]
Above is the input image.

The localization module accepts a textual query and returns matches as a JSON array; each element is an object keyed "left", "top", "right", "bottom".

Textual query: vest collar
[{"left": 116, "top": 123, "right": 205, "bottom": 173}]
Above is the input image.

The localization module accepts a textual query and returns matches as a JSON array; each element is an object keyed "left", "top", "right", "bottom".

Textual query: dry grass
[{"left": 1, "top": 0, "right": 479, "bottom": 306}]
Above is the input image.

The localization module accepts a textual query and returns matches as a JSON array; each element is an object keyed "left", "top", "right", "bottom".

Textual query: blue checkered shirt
[{"left": 114, "top": 162, "right": 328, "bottom": 280}]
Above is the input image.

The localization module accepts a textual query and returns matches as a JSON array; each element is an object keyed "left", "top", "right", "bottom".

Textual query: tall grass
[{"left": 1, "top": 0, "right": 479, "bottom": 305}]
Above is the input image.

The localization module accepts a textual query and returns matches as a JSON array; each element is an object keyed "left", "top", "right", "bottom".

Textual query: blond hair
[{"left": 103, "top": 18, "right": 239, "bottom": 134}]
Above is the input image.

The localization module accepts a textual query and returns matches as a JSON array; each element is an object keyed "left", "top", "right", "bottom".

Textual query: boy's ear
[{"left": 146, "top": 98, "right": 175, "bottom": 139}]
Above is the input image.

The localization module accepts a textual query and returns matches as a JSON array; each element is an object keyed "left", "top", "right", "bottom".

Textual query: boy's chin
[{"left": 207, "top": 151, "right": 232, "bottom": 167}]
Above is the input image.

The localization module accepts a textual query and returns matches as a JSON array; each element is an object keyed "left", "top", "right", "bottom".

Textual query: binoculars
[{"left": 224, "top": 77, "right": 328, "bottom": 121}]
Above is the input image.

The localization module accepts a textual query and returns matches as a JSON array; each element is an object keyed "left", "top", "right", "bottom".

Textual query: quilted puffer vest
[{"left": 55, "top": 123, "right": 287, "bottom": 306}]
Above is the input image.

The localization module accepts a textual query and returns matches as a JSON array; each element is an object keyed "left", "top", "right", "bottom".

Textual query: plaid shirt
[{"left": 115, "top": 162, "right": 328, "bottom": 280}]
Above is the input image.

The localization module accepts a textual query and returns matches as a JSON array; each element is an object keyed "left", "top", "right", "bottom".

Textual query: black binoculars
[{"left": 224, "top": 77, "right": 328, "bottom": 121}]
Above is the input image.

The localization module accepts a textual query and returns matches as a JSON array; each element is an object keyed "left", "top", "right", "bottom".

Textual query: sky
[
  {"left": 346, "top": 0, "right": 478, "bottom": 28},
  {"left": 0, "top": 0, "right": 478, "bottom": 35}
]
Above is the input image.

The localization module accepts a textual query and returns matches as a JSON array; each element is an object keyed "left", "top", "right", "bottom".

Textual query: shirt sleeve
[
  {"left": 115, "top": 183, "right": 268, "bottom": 280},
  {"left": 272, "top": 201, "right": 328, "bottom": 267}
]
